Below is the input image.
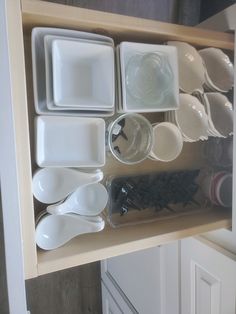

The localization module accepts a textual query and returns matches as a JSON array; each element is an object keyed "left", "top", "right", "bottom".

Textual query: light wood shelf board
[
  {"left": 21, "top": 0, "right": 234, "bottom": 50},
  {"left": 37, "top": 208, "right": 231, "bottom": 275}
]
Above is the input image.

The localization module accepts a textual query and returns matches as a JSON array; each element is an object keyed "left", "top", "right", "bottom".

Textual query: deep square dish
[{"left": 52, "top": 39, "right": 114, "bottom": 109}]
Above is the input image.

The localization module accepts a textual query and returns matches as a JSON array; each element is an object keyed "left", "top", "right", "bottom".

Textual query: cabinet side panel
[{"left": 0, "top": 0, "right": 37, "bottom": 279}]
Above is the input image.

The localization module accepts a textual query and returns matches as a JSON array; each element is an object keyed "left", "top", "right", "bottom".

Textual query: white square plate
[
  {"left": 119, "top": 42, "right": 179, "bottom": 112},
  {"left": 52, "top": 39, "right": 114, "bottom": 109},
  {"left": 36, "top": 116, "right": 106, "bottom": 167},
  {"left": 31, "top": 27, "right": 114, "bottom": 117},
  {"left": 44, "top": 35, "right": 114, "bottom": 111}
]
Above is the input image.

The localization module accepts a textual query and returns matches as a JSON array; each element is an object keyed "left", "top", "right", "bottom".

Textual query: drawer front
[
  {"left": 0, "top": 1, "right": 37, "bottom": 279},
  {"left": 1, "top": 0, "right": 234, "bottom": 282},
  {"left": 0, "top": 1, "right": 34, "bottom": 312}
]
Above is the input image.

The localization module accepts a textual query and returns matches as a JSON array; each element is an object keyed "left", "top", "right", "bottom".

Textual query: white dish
[
  {"left": 175, "top": 94, "right": 208, "bottom": 141},
  {"left": 201, "top": 94, "right": 224, "bottom": 137},
  {"left": 119, "top": 42, "right": 179, "bottom": 112},
  {"left": 165, "top": 111, "right": 195, "bottom": 142},
  {"left": 199, "top": 48, "right": 234, "bottom": 92},
  {"left": 167, "top": 41, "right": 205, "bottom": 94},
  {"left": 36, "top": 116, "right": 106, "bottom": 167},
  {"left": 44, "top": 35, "right": 114, "bottom": 111},
  {"left": 32, "top": 168, "right": 103, "bottom": 204},
  {"left": 47, "top": 183, "right": 108, "bottom": 215},
  {"left": 52, "top": 39, "right": 114, "bottom": 108},
  {"left": 35, "top": 212, "right": 105, "bottom": 250},
  {"left": 149, "top": 122, "right": 183, "bottom": 162},
  {"left": 205, "top": 93, "right": 233, "bottom": 137},
  {"left": 31, "top": 27, "right": 114, "bottom": 116}
]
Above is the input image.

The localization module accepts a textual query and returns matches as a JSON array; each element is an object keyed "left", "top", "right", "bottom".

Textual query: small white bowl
[
  {"left": 52, "top": 39, "right": 115, "bottom": 108},
  {"left": 175, "top": 94, "right": 208, "bottom": 141},
  {"left": 149, "top": 122, "right": 183, "bottom": 162},
  {"left": 199, "top": 48, "right": 234, "bottom": 92},
  {"left": 167, "top": 41, "right": 205, "bottom": 93},
  {"left": 205, "top": 93, "right": 233, "bottom": 137}
]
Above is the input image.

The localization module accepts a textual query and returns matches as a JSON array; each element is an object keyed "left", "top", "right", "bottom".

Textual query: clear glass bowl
[
  {"left": 125, "top": 52, "right": 173, "bottom": 106},
  {"left": 107, "top": 113, "right": 153, "bottom": 165}
]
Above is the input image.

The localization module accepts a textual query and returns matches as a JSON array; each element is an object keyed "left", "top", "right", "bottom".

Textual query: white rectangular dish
[
  {"left": 31, "top": 27, "right": 114, "bottom": 117},
  {"left": 44, "top": 34, "right": 114, "bottom": 112},
  {"left": 36, "top": 116, "right": 106, "bottom": 167},
  {"left": 118, "top": 42, "right": 179, "bottom": 112},
  {"left": 52, "top": 39, "right": 114, "bottom": 108}
]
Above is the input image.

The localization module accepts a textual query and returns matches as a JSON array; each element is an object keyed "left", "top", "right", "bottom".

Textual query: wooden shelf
[
  {"left": 37, "top": 207, "right": 231, "bottom": 275},
  {"left": 21, "top": 0, "right": 234, "bottom": 50}
]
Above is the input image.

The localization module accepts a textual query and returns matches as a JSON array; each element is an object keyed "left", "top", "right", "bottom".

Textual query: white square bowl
[
  {"left": 44, "top": 35, "right": 114, "bottom": 112},
  {"left": 52, "top": 39, "right": 114, "bottom": 109},
  {"left": 36, "top": 116, "right": 106, "bottom": 167},
  {"left": 119, "top": 42, "right": 179, "bottom": 112},
  {"left": 31, "top": 27, "right": 114, "bottom": 116}
]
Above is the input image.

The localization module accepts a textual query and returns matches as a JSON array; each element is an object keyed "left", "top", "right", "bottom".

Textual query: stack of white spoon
[{"left": 33, "top": 168, "right": 108, "bottom": 250}]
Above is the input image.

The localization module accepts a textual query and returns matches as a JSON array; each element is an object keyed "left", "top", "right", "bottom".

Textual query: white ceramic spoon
[
  {"left": 32, "top": 168, "right": 103, "bottom": 204},
  {"left": 47, "top": 183, "right": 108, "bottom": 216},
  {"left": 35, "top": 213, "right": 105, "bottom": 250}
]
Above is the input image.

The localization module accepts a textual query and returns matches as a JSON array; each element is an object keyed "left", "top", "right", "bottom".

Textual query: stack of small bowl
[
  {"left": 165, "top": 94, "right": 209, "bottom": 142},
  {"left": 199, "top": 47, "right": 234, "bottom": 93},
  {"left": 165, "top": 41, "right": 234, "bottom": 142},
  {"left": 197, "top": 92, "right": 233, "bottom": 138},
  {"left": 165, "top": 92, "right": 233, "bottom": 142}
]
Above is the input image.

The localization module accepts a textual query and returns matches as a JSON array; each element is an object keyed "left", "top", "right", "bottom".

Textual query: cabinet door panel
[
  {"left": 181, "top": 238, "right": 236, "bottom": 314},
  {"left": 102, "top": 282, "right": 134, "bottom": 314},
  {"left": 102, "top": 243, "right": 179, "bottom": 314}
]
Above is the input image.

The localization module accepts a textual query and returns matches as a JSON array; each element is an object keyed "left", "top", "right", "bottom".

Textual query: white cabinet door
[
  {"left": 101, "top": 243, "right": 179, "bottom": 314},
  {"left": 181, "top": 237, "right": 236, "bottom": 314},
  {"left": 102, "top": 282, "right": 134, "bottom": 314}
]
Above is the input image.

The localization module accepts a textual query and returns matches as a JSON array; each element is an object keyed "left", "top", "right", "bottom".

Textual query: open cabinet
[{"left": 0, "top": 1, "right": 235, "bottom": 313}]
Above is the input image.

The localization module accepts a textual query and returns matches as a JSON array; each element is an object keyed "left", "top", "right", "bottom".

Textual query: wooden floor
[{"left": 26, "top": 262, "right": 102, "bottom": 314}]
